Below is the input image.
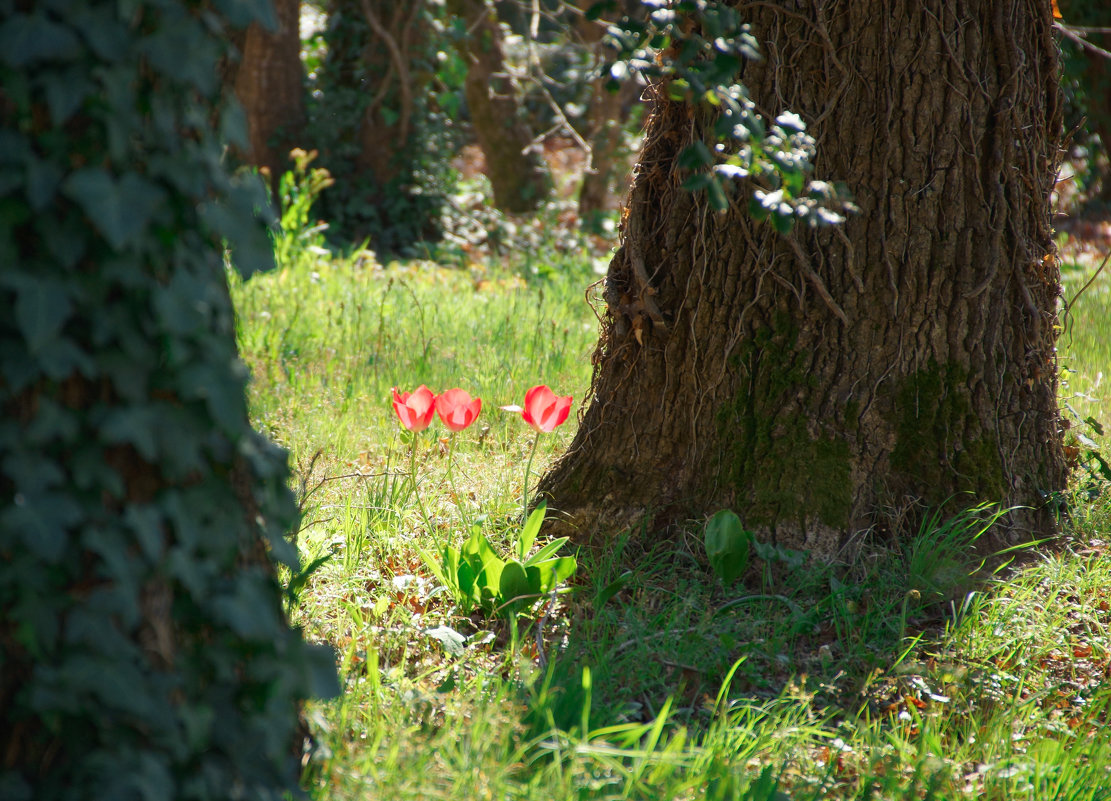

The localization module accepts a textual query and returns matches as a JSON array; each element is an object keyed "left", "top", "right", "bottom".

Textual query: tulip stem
[
  {"left": 522, "top": 430, "right": 541, "bottom": 524},
  {"left": 409, "top": 434, "right": 435, "bottom": 539},
  {"left": 444, "top": 433, "right": 471, "bottom": 530}
]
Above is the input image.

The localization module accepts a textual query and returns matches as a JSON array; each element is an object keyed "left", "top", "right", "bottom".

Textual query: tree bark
[
  {"left": 540, "top": 0, "right": 1066, "bottom": 559},
  {"left": 233, "top": 0, "right": 305, "bottom": 195},
  {"left": 448, "top": 0, "right": 550, "bottom": 213}
]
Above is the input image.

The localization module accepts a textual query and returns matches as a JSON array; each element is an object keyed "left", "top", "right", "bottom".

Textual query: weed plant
[{"left": 232, "top": 233, "right": 1111, "bottom": 799}]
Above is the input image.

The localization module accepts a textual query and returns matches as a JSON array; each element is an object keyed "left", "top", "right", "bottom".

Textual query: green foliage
[
  {"left": 704, "top": 509, "right": 752, "bottom": 585},
  {"left": 272, "top": 148, "right": 334, "bottom": 268},
  {"left": 590, "top": 0, "right": 853, "bottom": 227},
  {"left": 305, "top": 0, "right": 458, "bottom": 253},
  {"left": 0, "top": 1, "right": 337, "bottom": 798},
  {"left": 420, "top": 503, "right": 577, "bottom": 618}
]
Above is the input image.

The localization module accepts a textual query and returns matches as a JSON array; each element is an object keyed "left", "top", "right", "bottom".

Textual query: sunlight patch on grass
[{"left": 235, "top": 245, "right": 1111, "bottom": 801}]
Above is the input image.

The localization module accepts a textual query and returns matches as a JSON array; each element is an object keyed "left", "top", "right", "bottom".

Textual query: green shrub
[{"left": 0, "top": 1, "right": 337, "bottom": 799}]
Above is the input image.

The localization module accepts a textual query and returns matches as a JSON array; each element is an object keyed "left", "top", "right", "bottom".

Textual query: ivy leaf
[
  {"left": 63, "top": 168, "right": 165, "bottom": 251},
  {"left": 15, "top": 278, "right": 70, "bottom": 353},
  {"left": 25, "top": 157, "right": 64, "bottom": 210},
  {"left": 0, "top": 13, "right": 82, "bottom": 66},
  {"left": 3, "top": 491, "right": 83, "bottom": 563},
  {"left": 42, "top": 70, "right": 95, "bottom": 126}
]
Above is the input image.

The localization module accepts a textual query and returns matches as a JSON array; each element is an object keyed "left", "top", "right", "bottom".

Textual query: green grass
[
  {"left": 1060, "top": 254, "right": 1110, "bottom": 419},
  {"left": 232, "top": 236, "right": 1111, "bottom": 800}
]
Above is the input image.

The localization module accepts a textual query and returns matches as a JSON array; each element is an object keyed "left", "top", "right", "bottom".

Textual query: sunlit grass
[{"left": 233, "top": 233, "right": 1111, "bottom": 800}]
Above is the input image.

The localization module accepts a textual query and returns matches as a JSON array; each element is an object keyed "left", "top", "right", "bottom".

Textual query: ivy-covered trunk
[
  {"left": 350, "top": 0, "right": 428, "bottom": 184},
  {"left": 0, "top": 1, "right": 336, "bottom": 798},
  {"left": 539, "top": 0, "right": 1066, "bottom": 558},
  {"left": 447, "top": 0, "right": 550, "bottom": 213},
  {"left": 312, "top": 0, "right": 443, "bottom": 250}
]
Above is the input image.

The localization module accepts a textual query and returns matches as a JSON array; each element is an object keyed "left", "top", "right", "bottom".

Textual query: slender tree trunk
[
  {"left": 233, "top": 0, "right": 305, "bottom": 194},
  {"left": 1060, "top": 1, "right": 1111, "bottom": 199},
  {"left": 448, "top": 0, "right": 550, "bottom": 213},
  {"left": 540, "top": 0, "right": 1066, "bottom": 559},
  {"left": 574, "top": 3, "right": 639, "bottom": 217},
  {"left": 353, "top": 0, "right": 426, "bottom": 183}
]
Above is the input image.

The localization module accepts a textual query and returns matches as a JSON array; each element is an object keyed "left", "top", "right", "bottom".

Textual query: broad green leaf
[
  {"left": 524, "top": 536, "right": 570, "bottom": 567},
  {"left": 526, "top": 556, "right": 577, "bottom": 595},
  {"left": 752, "top": 539, "right": 808, "bottom": 570},
  {"left": 677, "top": 141, "right": 714, "bottom": 170},
  {"left": 518, "top": 501, "right": 546, "bottom": 560},
  {"left": 551, "top": 556, "right": 577, "bottom": 583},
  {"left": 499, "top": 560, "right": 532, "bottom": 615},
  {"left": 424, "top": 625, "right": 466, "bottom": 656},
  {"left": 1091, "top": 452, "right": 1111, "bottom": 483},
  {"left": 455, "top": 559, "right": 477, "bottom": 604},
  {"left": 704, "top": 508, "right": 751, "bottom": 585}
]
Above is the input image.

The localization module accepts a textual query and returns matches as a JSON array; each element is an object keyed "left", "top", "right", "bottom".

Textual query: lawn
[{"left": 231, "top": 226, "right": 1111, "bottom": 800}]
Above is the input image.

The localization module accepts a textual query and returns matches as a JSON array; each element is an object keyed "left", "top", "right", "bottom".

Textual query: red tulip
[
  {"left": 502, "top": 385, "right": 573, "bottom": 432},
  {"left": 391, "top": 385, "right": 436, "bottom": 432},
  {"left": 435, "top": 388, "right": 482, "bottom": 432}
]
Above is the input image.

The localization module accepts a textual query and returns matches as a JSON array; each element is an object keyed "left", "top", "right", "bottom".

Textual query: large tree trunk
[
  {"left": 540, "top": 0, "right": 1066, "bottom": 559},
  {"left": 233, "top": 0, "right": 305, "bottom": 194},
  {"left": 448, "top": 0, "right": 550, "bottom": 213}
]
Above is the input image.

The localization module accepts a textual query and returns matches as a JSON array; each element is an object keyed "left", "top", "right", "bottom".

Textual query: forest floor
[{"left": 232, "top": 168, "right": 1111, "bottom": 798}]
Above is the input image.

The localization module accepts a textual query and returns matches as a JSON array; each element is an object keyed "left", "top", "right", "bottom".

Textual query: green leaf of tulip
[
  {"left": 704, "top": 509, "right": 752, "bottom": 586},
  {"left": 498, "top": 560, "right": 532, "bottom": 616},
  {"left": 517, "top": 501, "right": 546, "bottom": 560}
]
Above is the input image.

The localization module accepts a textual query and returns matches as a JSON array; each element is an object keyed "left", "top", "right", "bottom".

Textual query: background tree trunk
[
  {"left": 1059, "top": 0, "right": 1111, "bottom": 200},
  {"left": 574, "top": 0, "right": 640, "bottom": 218},
  {"left": 233, "top": 0, "right": 305, "bottom": 194},
  {"left": 448, "top": 0, "right": 551, "bottom": 213},
  {"left": 540, "top": 0, "right": 1066, "bottom": 559},
  {"left": 353, "top": 0, "right": 427, "bottom": 184}
]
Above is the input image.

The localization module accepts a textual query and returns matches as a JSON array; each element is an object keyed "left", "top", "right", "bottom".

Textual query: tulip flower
[
  {"left": 501, "top": 385, "right": 573, "bottom": 433},
  {"left": 392, "top": 385, "right": 436, "bottom": 432},
  {"left": 501, "top": 385, "right": 573, "bottom": 522},
  {"left": 435, "top": 388, "right": 482, "bottom": 432},
  {"left": 391, "top": 385, "right": 436, "bottom": 536}
]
